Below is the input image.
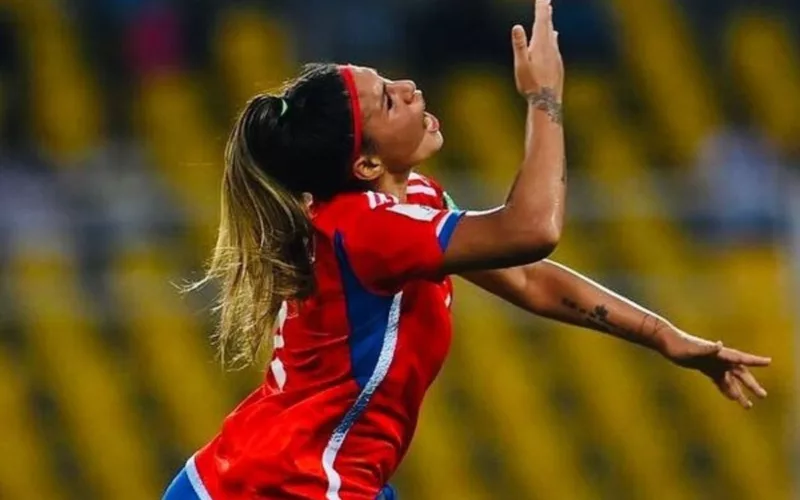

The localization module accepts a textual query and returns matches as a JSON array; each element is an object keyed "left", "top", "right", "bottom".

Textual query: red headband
[{"left": 337, "top": 65, "right": 363, "bottom": 162}]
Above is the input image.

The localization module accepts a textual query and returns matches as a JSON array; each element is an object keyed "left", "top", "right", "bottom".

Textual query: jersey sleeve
[{"left": 336, "top": 201, "right": 465, "bottom": 294}]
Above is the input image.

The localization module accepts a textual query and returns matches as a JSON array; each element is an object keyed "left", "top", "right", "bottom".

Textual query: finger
[
  {"left": 694, "top": 340, "right": 723, "bottom": 357},
  {"left": 717, "top": 347, "right": 772, "bottom": 367},
  {"left": 534, "top": 0, "right": 552, "bottom": 24},
  {"left": 726, "top": 371, "right": 753, "bottom": 409},
  {"left": 511, "top": 24, "right": 529, "bottom": 62},
  {"left": 533, "top": 0, "right": 553, "bottom": 40},
  {"left": 733, "top": 365, "right": 768, "bottom": 398},
  {"left": 715, "top": 373, "right": 739, "bottom": 402}
]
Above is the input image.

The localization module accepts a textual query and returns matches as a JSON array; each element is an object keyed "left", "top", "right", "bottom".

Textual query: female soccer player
[{"left": 164, "top": 1, "right": 770, "bottom": 498}]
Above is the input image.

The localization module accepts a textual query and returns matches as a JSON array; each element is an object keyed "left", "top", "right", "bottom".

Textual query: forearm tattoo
[
  {"left": 561, "top": 297, "right": 668, "bottom": 348},
  {"left": 528, "top": 87, "right": 563, "bottom": 125},
  {"left": 561, "top": 298, "right": 613, "bottom": 333}
]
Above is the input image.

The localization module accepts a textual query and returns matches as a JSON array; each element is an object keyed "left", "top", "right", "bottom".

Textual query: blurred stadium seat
[
  {"left": 0, "top": 350, "right": 64, "bottom": 500},
  {"left": 610, "top": 0, "right": 720, "bottom": 165},
  {"left": 0, "top": 1, "right": 795, "bottom": 499},
  {"left": 726, "top": 12, "right": 800, "bottom": 157},
  {"left": 215, "top": 6, "right": 295, "bottom": 111},
  {"left": 10, "top": 249, "right": 161, "bottom": 499}
]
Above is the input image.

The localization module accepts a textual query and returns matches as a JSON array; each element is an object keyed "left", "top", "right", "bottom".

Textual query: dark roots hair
[{"left": 192, "top": 63, "right": 370, "bottom": 368}]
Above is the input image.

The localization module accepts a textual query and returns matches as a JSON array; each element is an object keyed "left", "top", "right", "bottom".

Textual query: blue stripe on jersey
[
  {"left": 334, "top": 231, "right": 396, "bottom": 390},
  {"left": 163, "top": 468, "right": 198, "bottom": 500},
  {"left": 437, "top": 211, "right": 465, "bottom": 251},
  {"left": 163, "top": 457, "right": 209, "bottom": 500}
]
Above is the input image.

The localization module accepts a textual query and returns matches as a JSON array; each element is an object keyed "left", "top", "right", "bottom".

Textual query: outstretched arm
[
  {"left": 461, "top": 261, "right": 772, "bottom": 409},
  {"left": 463, "top": 261, "right": 670, "bottom": 350}
]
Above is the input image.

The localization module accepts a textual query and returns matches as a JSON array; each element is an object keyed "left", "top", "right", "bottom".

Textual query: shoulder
[{"left": 311, "top": 191, "right": 399, "bottom": 234}]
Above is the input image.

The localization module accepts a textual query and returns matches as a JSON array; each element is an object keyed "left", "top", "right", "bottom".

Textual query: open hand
[
  {"left": 512, "top": 0, "right": 564, "bottom": 98},
  {"left": 659, "top": 330, "right": 771, "bottom": 409}
]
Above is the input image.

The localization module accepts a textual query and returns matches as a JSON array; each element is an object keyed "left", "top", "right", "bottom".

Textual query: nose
[
  {"left": 397, "top": 79, "right": 416, "bottom": 93},
  {"left": 394, "top": 80, "right": 418, "bottom": 103}
]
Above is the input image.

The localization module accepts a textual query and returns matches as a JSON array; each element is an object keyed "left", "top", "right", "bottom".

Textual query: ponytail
[
  {"left": 191, "top": 63, "right": 361, "bottom": 368},
  {"left": 195, "top": 97, "right": 315, "bottom": 368}
]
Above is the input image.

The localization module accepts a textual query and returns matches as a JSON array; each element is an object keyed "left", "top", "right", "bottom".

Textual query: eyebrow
[{"left": 381, "top": 81, "right": 387, "bottom": 112}]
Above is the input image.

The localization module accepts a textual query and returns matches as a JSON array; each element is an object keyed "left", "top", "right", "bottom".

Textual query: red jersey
[{"left": 189, "top": 173, "right": 464, "bottom": 500}]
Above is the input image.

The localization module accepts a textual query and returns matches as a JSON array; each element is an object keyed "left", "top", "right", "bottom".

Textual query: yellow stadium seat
[
  {"left": 565, "top": 72, "right": 791, "bottom": 500},
  {"left": 451, "top": 283, "right": 594, "bottom": 499},
  {"left": 399, "top": 376, "right": 491, "bottom": 500},
  {"left": 442, "top": 66, "right": 691, "bottom": 498},
  {"left": 0, "top": 350, "right": 65, "bottom": 500},
  {"left": 609, "top": 0, "right": 719, "bottom": 165},
  {"left": 136, "top": 72, "right": 221, "bottom": 248},
  {"left": 10, "top": 250, "right": 161, "bottom": 500},
  {"left": 16, "top": 0, "right": 102, "bottom": 163},
  {"left": 722, "top": 18, "right": 797, "bottom": 458},
  {"left": 708, "top": 247, "right": 793, "bottom": 392},
  {"left": 726, "top": 13, "right": 800, "bottom": 161},
  {"left": 109, "top": 247, "right": 234, "bottom": 454},
  {"left": 215, "top": 7, "right": 296, "bottom": 112},
  {"left": 441, "top": 70, "right": 523, "bottom": 191},
  {"left": 547, "top": 235, "right": 697, "bottom": 500}
]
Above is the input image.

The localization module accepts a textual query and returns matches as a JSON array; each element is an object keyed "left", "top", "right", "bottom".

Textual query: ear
[{"left": 352, "top": 155, "right": 385, "bottom": 182}]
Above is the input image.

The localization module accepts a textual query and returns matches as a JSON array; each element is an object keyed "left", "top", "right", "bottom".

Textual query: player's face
[{"left": 349, "top": 66, "right": 444, "bottom": 172}]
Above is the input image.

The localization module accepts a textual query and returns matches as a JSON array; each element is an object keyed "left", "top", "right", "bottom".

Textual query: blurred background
[{"left": 0, "top": 0, "right": 797, "bottom": 499}]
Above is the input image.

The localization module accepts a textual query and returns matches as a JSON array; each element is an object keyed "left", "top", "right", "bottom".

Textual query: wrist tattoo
[
  {"left": 528, "top": 87, "right": 563, "bottom": 125},
  {"left": 638, "top": 314, "right": 670, "bottom": 341}
]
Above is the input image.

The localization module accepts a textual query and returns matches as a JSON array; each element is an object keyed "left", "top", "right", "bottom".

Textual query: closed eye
[{"left": 384, "top": 84, "right": 393, "bottom": 111}]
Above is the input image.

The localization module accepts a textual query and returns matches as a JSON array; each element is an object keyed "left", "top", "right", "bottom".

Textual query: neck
[{"left": 372, "top": 168, "right": 415, "bottom": 203}]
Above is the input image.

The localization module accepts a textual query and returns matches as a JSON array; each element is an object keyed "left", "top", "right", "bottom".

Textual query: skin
[
  {"left": 340, "top": 0, "right": 770, "bottom": 409},
  {"left": 346, "top": 65, "right": 443, "bottom": 202},
  {"left": 340, "top": 68, "right": 770, "bottom": 410}
]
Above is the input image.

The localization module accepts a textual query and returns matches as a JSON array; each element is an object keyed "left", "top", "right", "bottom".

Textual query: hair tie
[{"left": 280, "top": 98, "right": 289, "bottom": 117}]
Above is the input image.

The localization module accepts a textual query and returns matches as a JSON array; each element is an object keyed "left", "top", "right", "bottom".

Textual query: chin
[
  {"left": 419, "top": 132, "right": 444, "bottom": 159},
  {"left": 398, "top": 133, "right": 445, "bottom": 169},
  {"left": 431, "top": 131, "right": 444, "bottom": 149}
]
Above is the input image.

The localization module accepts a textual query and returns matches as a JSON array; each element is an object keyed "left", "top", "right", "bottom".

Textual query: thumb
[
  {"left": 696, "top": 340, "right": 723, "bottom": 356},
  {"left": 511, "top": 25, "right": 529, "bottom": 62}
]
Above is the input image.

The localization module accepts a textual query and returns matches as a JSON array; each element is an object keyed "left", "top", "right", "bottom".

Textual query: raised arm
[
  {"left": 440, "top": 0, "right": 566, "bottom": 274},
  {"left": 463, "top": 261, "right": 772, "bottom": 409}
]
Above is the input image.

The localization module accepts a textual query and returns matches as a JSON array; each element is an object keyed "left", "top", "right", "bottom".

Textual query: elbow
[
  {"left": 539, "top": 224, "right": 562, "bottom": 255},
  {"left": 533, "top": 224, "right": 561, "bottom": 258},
  {"left": 495, "top": 204, "right": 563, "bottom": 265},
  {"left": 516, "top": 221, "right": 561, "bottom": 262}
]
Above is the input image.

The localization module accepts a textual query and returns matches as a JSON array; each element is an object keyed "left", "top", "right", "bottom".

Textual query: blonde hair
[{"left": 192, "top": 99, "right": 315, "bottom": 368}]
